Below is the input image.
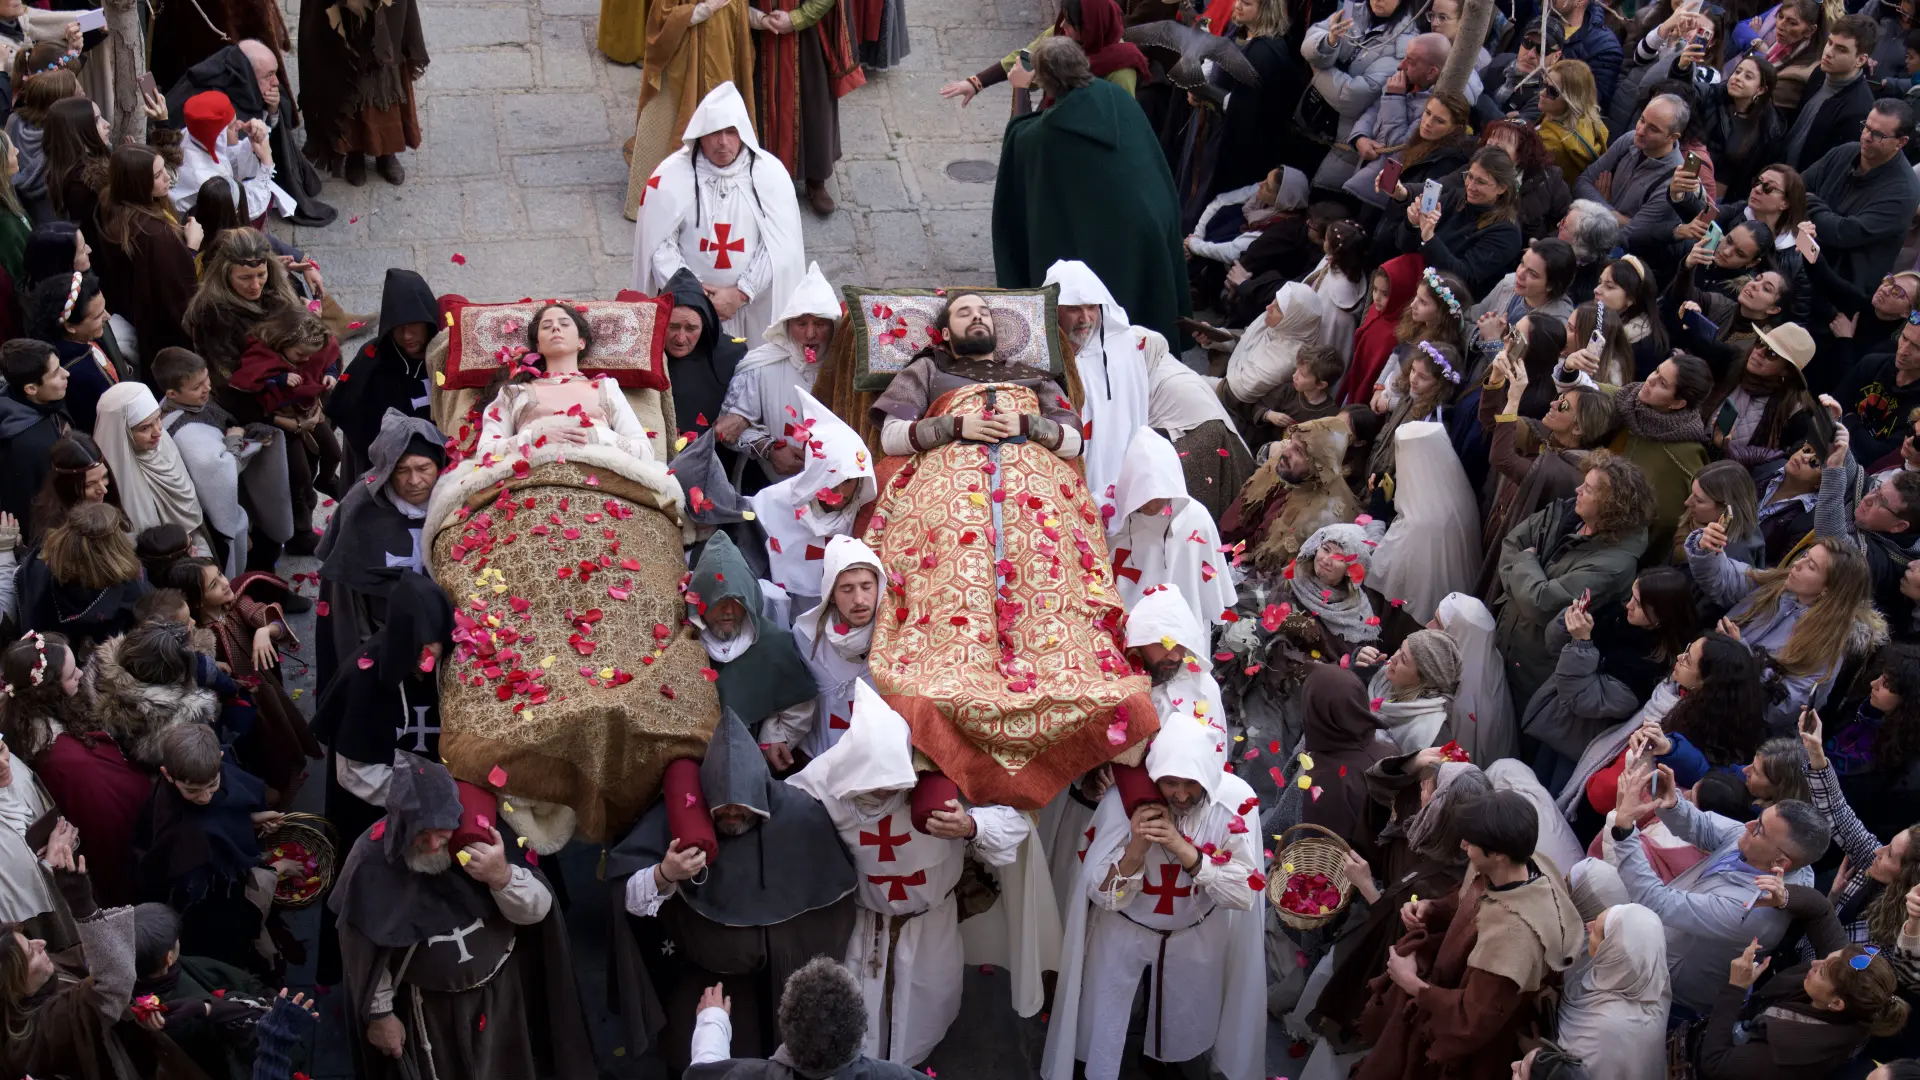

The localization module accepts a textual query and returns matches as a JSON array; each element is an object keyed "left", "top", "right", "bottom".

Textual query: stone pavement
[{"left": 272, "top": 0, "right": 1054, "bottom": 315}]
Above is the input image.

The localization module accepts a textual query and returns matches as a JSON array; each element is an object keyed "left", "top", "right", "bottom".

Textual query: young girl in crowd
[
  {"left": 1367, "top": 266, "right": 1469, "bottom": 414},
  {"left": 1594, "top": 256, "right": 1669, "bottom": 378},
  {"left": 168, "top": 556, "right": 316, "bottom": 806},
  {"left": 227, "top": 307, "right": 341, "bottom": 546},
  {"left": 1341, "top": 254, "right": 1420, "bottom": 407}
]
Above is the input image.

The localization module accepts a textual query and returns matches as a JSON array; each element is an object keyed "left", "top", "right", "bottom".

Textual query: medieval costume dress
[
  {"left": 634, "top": 84, "right": 806, "bottom": 349},
  {"left": 607, "top": 712, "right": 858, "bottom": 1070},
  {"left": 623, "top": 5, "right": 756, "bottom": 220},
  {"left": 331, "top": 752, "right": 593, "bottom": 1080},
  {"left": 327, "top": 269, "right": 441, "bottom": 486},
  {"left": 1044, "top": 259, "right": 1152, "bottom": 524},
  {"left": 200, "top": 577, "right": 320, "bottom": 805},
  {"left": 1139, "top": 327, "right": 1251, "bottom": 523},
  {"left": 747, "top": 388, "right": 876, "bottom": 617},
  {"left": 687, "top": 532, "right": 819, "bottom": 739},
  {"left": 129, "top": 757, "right": 271, "bottom": 974},
  {"left": 315, "top": 410, "right": 446, "bottom": 690},
  {"left": 1355, "top": 857, "right": 1583, "bottom": 1080},
  {"left": 310, "top": 570, "right": 453, "bottom": 987},
  {"left": 31, "top": 730, "right": 152, "bottom": 909},
  {"left": 723, "top": 262, "right": 841, "bottom": 487},
  {"left": 747, "top": 0, "right": 865, "bottom": 191},
  {"left": 994, "top": 75, "right": 1191, "bottom": 347},
  {"left": 850, "top": 0, "right": 908, "bottom": 69},
  {"left": 296, "top": 0, "right": 428, "bottom": 174},
  {"left": 663, "top": 267, "right": 748, "bottom": 462}
]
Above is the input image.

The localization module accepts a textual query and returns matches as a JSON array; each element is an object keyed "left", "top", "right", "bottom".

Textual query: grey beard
[
  {"left": 1065, "top": 326, "right": 1094, "bottom": 351},
  {"left": 950, "top": 331, "right": 997, "bottom": 357},
  {"left": 406, "top": 848, "right": 454, "bottom": 874}
]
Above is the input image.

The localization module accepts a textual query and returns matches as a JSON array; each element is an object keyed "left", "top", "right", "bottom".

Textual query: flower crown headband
[
  {"left": 3, "top": 631, "right": 48, "bottom": 698},
  {"left": 1422, "top": 267, "right": 1463, "bottom": 319},
  {"left": 1418, "top": 341, "right": 1463, "bottom": 384},
  {"left": 59, "top": 271, "right": 82, "bottom": 323},
  {"left": 22, "top": 49, "right": 78, "bottom": 83}
]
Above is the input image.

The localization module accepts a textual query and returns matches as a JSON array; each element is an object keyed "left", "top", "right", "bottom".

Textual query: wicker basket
[
  {"left": 1266, "top": 822, "right": 1354, "bottom": 931},
  {"left": 258, "top": 812, "right": 338, "bottom": 910}
]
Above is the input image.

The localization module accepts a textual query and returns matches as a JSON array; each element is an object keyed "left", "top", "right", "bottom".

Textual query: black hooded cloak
[
  {"left": 129, "top": 758, "right": 270, "bottom": 973},
  {"left": 665, "top": 267, "right": 748, "bottom": 444},
  {"left": 331, "top": 751, "right": 593, "bottom": 1080},
  {"left": 327, "top": 270, "right": 440, "bottom": 484},
  {"left": 687, "top": 533, "right": 816, "bottom": 729},
  {"left": 314, "top": 408, "right": 445, "bottom": 688},
  {"left": 164, "top": 45, "right": 333, "bottom": 227},
  {"left": 605, "top": 712, "right": 857, "bottom": 1067}
]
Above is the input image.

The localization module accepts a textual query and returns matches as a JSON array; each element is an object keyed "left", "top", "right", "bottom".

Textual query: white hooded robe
[
  {"left": 1106, "top": 427, "right": 1236, "bottom": 631},
  {"left": 722, "top": 261, "right": 841, "bottom": 475},
  {"left": 1042, "top": 260, "right": 1151, "bottom": 521},
  {"left": 789, "top": 535, "right": 883, "bottom": 761},
  {"left": 747, "top": 387, "right": 876, "bottom": 614},
  {"left": 1369, "top": 421, "right": 1481, "bottom": 623}
]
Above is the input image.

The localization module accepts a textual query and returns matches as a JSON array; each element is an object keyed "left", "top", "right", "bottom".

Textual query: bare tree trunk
[
  {"left": 105, "top": 0, "right": 145, "bottom": 145},
  {"left": 1434, "top": 0, "right": 1494, "bottom": 101}
]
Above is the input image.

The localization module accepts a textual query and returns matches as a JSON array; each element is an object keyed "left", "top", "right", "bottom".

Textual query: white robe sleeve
[
  {"left": 370, "top": 969, "right": 396, "bottom": 1015},
  {"left": 492, "top": 864, "right": 553, "bottom": 925},
  {"left": 0, "top": 547, "right": 16, "bottom": 622},
  {"left": 966, "top": 804, "right": 1028, "bottom": 868},
  {"left": 623, "top": 865, "right": 678, "bottom": 916},
  {"left": 337, "top": 757, "right": 393, "bottom": 807},
  {"left": 1089, "top": 849, "right": 1144, "bottom": 911},
  {"left": 735, "top": 241, "right": 773, "bottom": 302},
  {"left": 592, "top": 379, "right": 658, "bottom": 461},
  {"left": 690, "top": 1006, "right": 733, "bottom": 1064},
  {"left": 880, "top": 417, "right": 916, "bottom": 456},
  {"left": 758, "top": 699, "right": 813, "bottom": 747},
  {"left": 1189, "top": 829, "right": 1259, "bottom": 911},
  {"left": 652, "top": 234, "right": 693, "bottom": 286},
  {"left": 720, "top": 369, "right": 773, "bottom": 457}
]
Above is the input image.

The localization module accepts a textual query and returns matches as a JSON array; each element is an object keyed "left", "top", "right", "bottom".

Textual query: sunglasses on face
[
  {"left": 1541, "top": 83, "right": 1563, "bottom": 99},
  {"left": 1752, "top": 180, "right": 1781, "bottom": 195}
]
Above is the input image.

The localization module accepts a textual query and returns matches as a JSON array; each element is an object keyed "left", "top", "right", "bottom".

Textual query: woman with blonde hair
[
  {"left": 1539, "top": 59, "right": 1610, "bottom": 182},
  {"left": 1688, "top": 527, "right": 1883, "bottom": 726},
  {"left": 181, "top": 227, "right": 299, "bottom": 385},
  {"left": 12, "top": 501, "right": 148, "bottom": 658}
]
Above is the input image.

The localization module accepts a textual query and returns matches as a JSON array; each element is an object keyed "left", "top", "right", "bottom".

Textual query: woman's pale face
[
  {"left": 1870, "top": 672, "right": 1902, "bottom": 712},
  {"left": 149, "top": 155, "right": 169, "bottom": 200},
  {"left": 1803, "top": 951, "right": 1844, "bottom": 1008},
  {"left": 129, "top": 410, "right": 164, "bottom": 453},
  {"left": 537, "top": 307, "right": 583, "bottom": 359},
  {"left": 83, "top": 463, "right": 107, "bottom": 503},
  {"left": 1585, "top": 906, "right": 1611, "bottom": 957},
  {"left": 1408, "top": 285, "right": 1442, "bottom": 325},
  {"left": 1749, "top": 169, "right": 1789, "bottom": 216},
  {"left": 229, "top": 262, "right": 268, "bottom": 302},
  {"left": 1429, "top": 0, "right": 1460, "bottom": 37},
  {"left": 1785, "top": 543, "right": 1832, "bottom": 598},
  {"left": 1626, "top": 581, "right": 1656, "bottom": 628},
  {"left": 1868, "top": 828, "right": 1909, "bottom": 883},
  {"left": 14, "top": 931, "right": 54, "bottom": 994},
  {"left": 1312, "top": 541, "right": 1349, "bottom": 586},
  {"left": 56, "top": 650, "right": 79, "bottom": 696},
  {"left": 91, "top": 103, "right": 109, "bottom": 147},
  {"left": 1407, "top": 356, "right": 1439, "bottom": 398},
  {"left": 1672, "top": 637, "right": 1706, "bottom": 689},
  {"left": 1684, "top": 479, "right": 1723, "bottom": 526},
  {"left": 1385, "top": 644, "right": 1419, "bottom": 690},
  {"left": 1785, "top": 442, "right": 1822, "bottom": 484},
  {"left": 1728, "top": 57, "right": 1765, "bottom": 101},
  {"left": 1594, "top": 267, "right": 1629, "bottom": 312},
  {"left": 1231, "top": 0, "right": 1258, "bottom": 25},
  {"left": 1462, "top": 163, "right": 1503, "bottom": 207},
  {"left": 1743, "top": 754, "right": 1777, "bottom": 799},
  {"left": 1416, "top": 97, "right": 1456, "bottom": 143},
  {"left": 1776, "top": 4, "right": 1811, "bottom": 46}
]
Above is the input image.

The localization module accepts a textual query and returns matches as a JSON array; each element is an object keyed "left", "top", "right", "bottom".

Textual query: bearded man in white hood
[
  {"left": 716, "top": 262, "right": 841, "bottom": 485},
  {"left": 1044, "top": 260, "right": 1151, "bottom": 523},
  {"left": 778, "top": 535, "right": 882, "bottom": 766}
]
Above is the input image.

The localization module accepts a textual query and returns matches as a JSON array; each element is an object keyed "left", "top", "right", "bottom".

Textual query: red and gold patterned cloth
[{"left": 865, "top": 381, "right": 1156, "bottom": 810}]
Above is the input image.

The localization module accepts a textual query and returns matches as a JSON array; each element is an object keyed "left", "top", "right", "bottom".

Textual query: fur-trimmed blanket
[
  {"left": 83, "top": 634, "right": 220, "bottom": 768},
  {"left": 425, "top": 446, "right": 718, "bottom": 844},
  {"left": 864, "top": 382, "right": 1156, "bottom": 810}
]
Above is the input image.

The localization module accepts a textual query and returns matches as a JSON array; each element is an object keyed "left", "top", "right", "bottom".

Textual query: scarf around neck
[
  {"left": 1614, "top": 383, "right": 1710, "bottom": 443},
  {"left": 823, "top": 614, "right": 874, "bottom": 661}
]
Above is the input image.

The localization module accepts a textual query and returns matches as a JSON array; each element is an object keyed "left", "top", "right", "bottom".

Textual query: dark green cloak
[
  {"left": 686, "top": 533, "right": 818, "bottom": 730},
  {"left": 991, "top": 77, "right": 1191, "bottom": 346}
]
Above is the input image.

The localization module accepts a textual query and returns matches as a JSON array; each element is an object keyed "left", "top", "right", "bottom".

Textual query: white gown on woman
[{"left": 1370, "top": 421, "right": 1480, "bottom": 623}]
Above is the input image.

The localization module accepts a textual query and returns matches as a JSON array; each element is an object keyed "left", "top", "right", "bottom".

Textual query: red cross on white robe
[
  {"left": 1142, "top": 863, "right": 1192, "bottom": 916},
  {"left": 858, "top": 815, "right": 910, "bottom": 862},
  {"left": 700, "top": 223, "right": 747, "bottom": 270},
  {"left": 1077, "top": 825, "right": 1096, "bottom": 862},
  {"left": 1110, "top": 548, "right": 1142, "bottom": 584},
  {"left": 868, "top": 869, "right": 927, "bottom": 902},
  {"left": 639, "top": 174, "right": 662, "bottom": 206},
  {"left": 804, "top": 544, "right": 826, "bottom": 561},
  {"left": 829, "top": 712, "right": 850, "bottom": 730}
]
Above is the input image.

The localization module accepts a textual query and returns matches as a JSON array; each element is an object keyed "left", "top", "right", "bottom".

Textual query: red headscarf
[
  {"left": 1060, "top": 0, "right": 1152, "bottom": 83},
  {"left": 1342, "top": 254, "right": 1422, "bottom": 407}
]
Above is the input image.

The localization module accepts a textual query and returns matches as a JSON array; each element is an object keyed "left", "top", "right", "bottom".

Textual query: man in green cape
[{"left": 991, "top": 36, "right": 1190, "bottom": 347}]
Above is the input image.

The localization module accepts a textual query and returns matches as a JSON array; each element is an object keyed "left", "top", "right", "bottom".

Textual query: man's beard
[
  {"left": 1065, "top": 324, "right": 1094, "bottom": 351},
  {"left": 406, "top": 848, "right": 454, "bottom": 874},
  {"left": 1149, "top": 660, "right": 1181, "bottom": 686},
  {"left": 708, "top": 622, "right": 741, "bottom": 643},
  {"left": 950, "top": 329, "right": 998, "bottom": 357},
  {"left": 716, "top": 818, "right": 756, "bottom": 838},
  {"left": 1277, "top": 461, "right": 1311, "bottom": 485}
]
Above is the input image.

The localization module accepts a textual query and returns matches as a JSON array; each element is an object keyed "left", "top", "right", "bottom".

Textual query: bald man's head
[
  {"left": 237, "top": 39, "right": 281, "bottom": 110},
  {"left": 1402, "top": 32, "right": 1451, "bottom": 88}
]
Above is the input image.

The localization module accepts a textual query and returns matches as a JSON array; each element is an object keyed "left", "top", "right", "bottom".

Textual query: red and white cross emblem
[
  {"left": 700, "top": 223, "right": 746, "bottom": 270},
  {"left": 858, "top": 815, "right": 910, "bottom": 862},
  {"left": 1142, "top": 863, "right": 1192, "bottom": 915}
]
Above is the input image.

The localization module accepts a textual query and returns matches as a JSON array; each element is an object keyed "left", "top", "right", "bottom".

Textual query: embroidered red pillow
[{"left": 437, "top": 291, "right": 672, "bottom": 391}]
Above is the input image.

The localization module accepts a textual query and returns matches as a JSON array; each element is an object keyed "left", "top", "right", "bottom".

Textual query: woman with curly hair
[
  {"left": 1495, "top": 449, "right": 1658, "bottom": 713},
  {"left": 1699, "top": 940, "right": 1910, "bottom": 1078},
  {"left": 181, "top": 228, "right": 299, "bottom": 387},
  {"left": 12, "top": 502, "right": 148, "bottom": 660},
  {"left": 1687, "top": 530, "right": 1883, "bottom": 727},
  {"left": 1827, "top": 643, "right": 1920, "bottom": 840}
]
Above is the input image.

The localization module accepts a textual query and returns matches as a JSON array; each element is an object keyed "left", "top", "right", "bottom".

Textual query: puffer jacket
[
  {"left": 1494, "top": 495, "right": 1650, "bottom": 713},
  {"left": 82, "top": 632, "right": 220, "bottom": 768}
]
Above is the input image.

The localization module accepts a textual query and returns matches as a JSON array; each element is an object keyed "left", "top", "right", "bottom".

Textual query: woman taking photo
[
  {"left": 1824, "top": 644, "right": 1920, "bottom": 841},
  {"left": 1594, "top": 255, "right": 1670, "bottom": 378},
  {"left": 1474, "top": 362, "right": 1615, "bottom": 592},
  {"left": 1559, "top": 301, "right": 1637, "bottom": 388},
  {"left": 1383, "top": 145, "right": 1525, "bottom": 299},
  {"left": 1688, "top": 527, "right": 1882, "bottom": 725},
  {"left": 1539, "top": 59, "right": 1611, "bottom": 183},
  {"left": 91, "top": 145, "right": 198, "bottom": 364},
  {"left": 1700, "top": 322, "right": 1822, "bottom": 465},
  {"left": 1674, "top": 459, "right": 1764, "bottom": 567},
  {"left": 1731, "top": 0, "right": 1824, "bottom": 111},
  {"left": 1799, "top": 222, "right": 1920, "bottom": 374},
  {"left": 1349, "top": 88, "right": 1478, "bottom": 214},
  {"left": 1699, "top": 55, "right": 1785, "bottom": 199},
  {"left": 1461, "top": 120, "right": 1571, "bottom": 244}
]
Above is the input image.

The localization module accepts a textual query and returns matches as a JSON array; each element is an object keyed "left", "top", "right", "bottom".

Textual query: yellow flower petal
[
  {"left": 456, "top": 850, "right": 472, "bottom": 866},
  {"left": 741, "top": 510, "right": 756, "bottom": 521},
  {"left": 1233, "top": 734, "right": 1245, "bottom": 742},
  {"left": 517, "top": 836, "right": 529, "bottom": 848},
  {"left": 600, "top": 668, "right": 615, "bottom": 679},
  {"left": 434, "top": 370, "right": 447, "bottom": 386},
  {"left": 1160, "top": 635, "right": 1176, "bottom": 650},
  {"left": 968, "top": 493, "right": 987, "bottom": 506},
  {"left": 540, "top": 655, "right": 555, "bottom": 669},
  {"left": 502, "top": 801, "right": 515, "bottom": 814},
  {"left": 674, "top": 436, "right": 690, "bottom": 452},
  {"left": 1297, "top": 774, "right": 1312, "bottom": 789},
  {"left": 1283, "top": 862, "right": 1295, "bottom": 873},
  {"left": 1299, "top": 753, "right": 1314, "bottom": 770}
]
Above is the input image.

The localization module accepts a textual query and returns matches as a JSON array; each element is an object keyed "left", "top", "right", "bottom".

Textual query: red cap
[{"left": 182, "top": 90, "right": 235, "bottom": 162}]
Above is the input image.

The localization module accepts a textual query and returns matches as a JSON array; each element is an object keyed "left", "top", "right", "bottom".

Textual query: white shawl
[
  {"left": 1435, "top": 592, "right": 1516, "bottom": 764},
  {"left": 1556, "top": 903, "right": 1671, "bottom": 1080},
  {"left": 95, "top": 382, "right": 205, "bottom": 535},
  {"left": 1369, "top": 422, "right": 1480, "bottom": 623}
]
